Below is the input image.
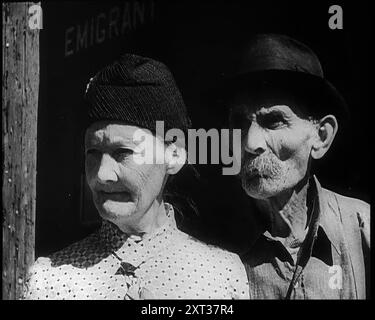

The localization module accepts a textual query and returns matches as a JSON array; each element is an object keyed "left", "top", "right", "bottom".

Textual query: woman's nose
[{"left": 96, "top": 153, "right": 118, "bottom": 184}]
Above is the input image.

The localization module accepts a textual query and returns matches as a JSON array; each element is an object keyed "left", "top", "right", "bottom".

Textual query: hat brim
[{"left": 214, "top": 69, "right": 349, "bottom": 122}]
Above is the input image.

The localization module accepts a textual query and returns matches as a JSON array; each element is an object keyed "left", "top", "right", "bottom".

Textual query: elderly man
[
  {"left": 223, "top": 34, "right": 370, "bottom": 299},
  {"left": 24, "top": 54, "right": 249, "bottom": 300}
]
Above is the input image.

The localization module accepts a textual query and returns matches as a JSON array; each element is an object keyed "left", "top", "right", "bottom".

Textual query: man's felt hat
[{"left": 220, "top": 34, "right": 349, "bottom": 122}]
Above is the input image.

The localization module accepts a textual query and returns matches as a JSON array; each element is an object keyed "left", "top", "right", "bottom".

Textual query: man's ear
[
  {"left": 165, "top": 143, "right": 186, "bottom": 175},
  {"left": 311, "top": 115, "right": 338, "bottom": 160}
]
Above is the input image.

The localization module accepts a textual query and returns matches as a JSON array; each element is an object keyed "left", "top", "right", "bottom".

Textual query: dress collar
[{"left": 98, "top": 203, "right": 177, "bottom": 251}]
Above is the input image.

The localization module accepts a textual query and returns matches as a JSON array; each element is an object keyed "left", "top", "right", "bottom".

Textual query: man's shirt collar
[
  {"left": 311, "top": 175, "right": 342, "bottom": 255},
  {"left": 259, "top": 175, "right": 342, "bottom": 258}
]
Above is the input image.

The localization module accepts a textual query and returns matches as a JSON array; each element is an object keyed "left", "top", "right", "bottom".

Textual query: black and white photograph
[{"left": 2, "top": 0, "right": 371, "bottom": 305}]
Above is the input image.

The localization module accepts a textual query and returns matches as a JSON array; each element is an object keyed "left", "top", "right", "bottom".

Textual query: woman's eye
[{"left": 113, "top": 148, "right": 134, "bottom": 160}]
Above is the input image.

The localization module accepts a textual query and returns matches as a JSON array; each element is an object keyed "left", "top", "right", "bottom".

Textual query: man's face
[
  {"left": 230, "top": 93, "right": 318, "bottom": 200},
  {"left": 85, "top": 122, "right": 168, "bottom": 225}
]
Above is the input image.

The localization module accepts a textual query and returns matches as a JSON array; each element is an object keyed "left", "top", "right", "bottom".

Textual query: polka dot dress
[{"left": 23, "top": 204, "right": 249, "bottom": 300}]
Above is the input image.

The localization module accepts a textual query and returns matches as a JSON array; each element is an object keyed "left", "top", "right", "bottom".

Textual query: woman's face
[{"left": 85, "top": 121, "right": 168, "bottom": 226}]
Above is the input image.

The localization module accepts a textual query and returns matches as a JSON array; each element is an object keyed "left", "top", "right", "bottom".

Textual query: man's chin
[{"left": 242, "top": 177, "right": 279, "bottom": 200}]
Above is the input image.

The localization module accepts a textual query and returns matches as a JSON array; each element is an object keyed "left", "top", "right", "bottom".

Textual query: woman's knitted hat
[{"left": 84, "top": 54, "right": 191, "bottom": 136}]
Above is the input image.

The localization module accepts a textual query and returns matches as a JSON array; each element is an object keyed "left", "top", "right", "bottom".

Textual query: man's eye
[
  {"left": 112, "top": 148, "right": 134, "bottom": 161},
  {"left": 260, "top": 114, "right": 286, "bottom": 129}
]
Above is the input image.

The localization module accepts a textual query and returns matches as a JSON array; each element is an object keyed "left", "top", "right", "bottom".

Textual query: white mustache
[{"left": 241, "top": 153, "right": 283, "bottom": 178}]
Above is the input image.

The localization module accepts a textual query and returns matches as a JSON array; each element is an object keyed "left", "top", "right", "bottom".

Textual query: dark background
[{"left": 36, "top": 0, "right": 371, "bottom": 257}]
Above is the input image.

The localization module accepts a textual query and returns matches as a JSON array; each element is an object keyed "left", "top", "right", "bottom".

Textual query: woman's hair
[{"left": 163, "top": 163, "right": 201, "bottom": 231}]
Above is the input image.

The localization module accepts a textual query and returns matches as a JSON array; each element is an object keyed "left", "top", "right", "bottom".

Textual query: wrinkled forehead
[
  {"left": 85, "top": 121, "right": 156, "bottom": 145},
  {"left": 228, "top": 87, "right": 310, "bottom": 118}
]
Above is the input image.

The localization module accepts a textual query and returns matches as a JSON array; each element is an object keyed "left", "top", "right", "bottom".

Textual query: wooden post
[{"left": 2, "top": 2, "right": 39, "bottom": 300}]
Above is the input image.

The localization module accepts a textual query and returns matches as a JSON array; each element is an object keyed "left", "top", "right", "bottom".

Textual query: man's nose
[
  {"left": 96, "top": 153, "right": 118, "bottom": 183},
  {"left": 244, "top": 122, "right": 267, "bottom": 155}
]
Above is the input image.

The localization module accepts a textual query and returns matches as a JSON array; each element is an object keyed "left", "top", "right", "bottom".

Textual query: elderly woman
[{"left": 24, "top": 54, "right": 249, "bottom": 300}]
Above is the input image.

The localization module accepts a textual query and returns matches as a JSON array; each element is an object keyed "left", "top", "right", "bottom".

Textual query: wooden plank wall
[{"left": 2, "top": 2, "right": 39, "bottom": 300}]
